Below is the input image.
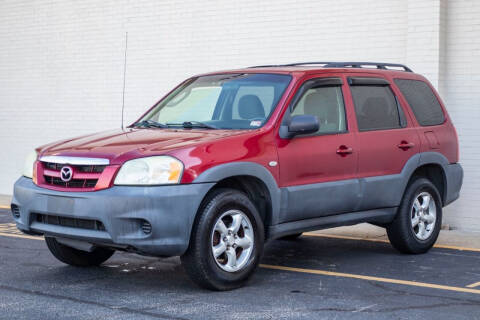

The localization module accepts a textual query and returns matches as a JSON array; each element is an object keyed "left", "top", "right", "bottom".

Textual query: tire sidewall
[
  {"left": 402, "top": 178, "right": 443, "bottom": 250},
  {"left": 197, "top": 189, "right": 264, "bottom": 288}
]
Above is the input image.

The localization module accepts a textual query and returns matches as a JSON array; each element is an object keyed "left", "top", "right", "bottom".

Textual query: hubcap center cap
[{"left": 226, "top": 235, "right": 235, "bottom": 246}]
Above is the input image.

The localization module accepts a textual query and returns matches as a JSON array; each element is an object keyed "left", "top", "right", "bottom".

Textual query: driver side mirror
[{"left": 286, "top": 115, "right": 319, "bottom": 138}]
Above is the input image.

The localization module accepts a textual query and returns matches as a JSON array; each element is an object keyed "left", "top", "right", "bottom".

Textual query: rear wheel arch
[{"left": 407, "top": 163, "right": 446, "bottom": 206}]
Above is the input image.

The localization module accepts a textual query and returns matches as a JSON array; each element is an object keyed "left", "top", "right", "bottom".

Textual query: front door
[{"left": 276, "top": 75, "right": 359, "bottom": 223}]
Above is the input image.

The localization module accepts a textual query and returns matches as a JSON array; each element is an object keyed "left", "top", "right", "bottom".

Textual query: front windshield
[{"left": 137, "top": 73, "right": 292, "bottom": 129}]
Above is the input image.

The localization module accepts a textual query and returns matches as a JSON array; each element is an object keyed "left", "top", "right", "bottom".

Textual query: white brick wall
[
  {"left": 0, "top": 0, "right": 478, "bottom": 229},
  {"left": 441, "top": 0, "right": 480, "bottom": 231}
]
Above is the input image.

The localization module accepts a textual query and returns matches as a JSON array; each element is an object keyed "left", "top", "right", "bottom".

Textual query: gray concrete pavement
[{"left": 0, "top": 208, "right": 479, "bottom": 319}]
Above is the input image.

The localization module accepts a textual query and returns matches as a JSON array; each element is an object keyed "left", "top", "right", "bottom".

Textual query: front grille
[
  {"left": 11, "top": 204, "right": 20, "bottom": 219},
  {"left": 41, "top": 161, "right": 106, "bottom": 190},
  {"left": 44, "top": 176, "right": 97, "bottom": 188},
  {"left": 34, "top": 213, "right": 106, "bottom": 231},
  {"left": 44, "top": 162, "right": 106, "bottom": 173}
]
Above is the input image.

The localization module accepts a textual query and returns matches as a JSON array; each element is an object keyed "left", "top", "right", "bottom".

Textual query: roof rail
[{"left": 249, "top": 61, "right": 413, "bottom": 72}]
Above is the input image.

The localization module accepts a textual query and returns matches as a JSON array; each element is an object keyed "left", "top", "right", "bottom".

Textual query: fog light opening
[
  {"left": 141, "top": 220, "right": 152, "bottom": 234},
  {"left": 11, "top": 204, "right": 20, "bottom": 219}
]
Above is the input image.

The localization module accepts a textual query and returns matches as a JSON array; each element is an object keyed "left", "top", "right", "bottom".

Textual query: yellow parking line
[
  {"left": 260, "top": 264, "right": 480, "bottom": 295},
  {"left": 0, "top": 232, "right": 43, "bottom": 241},
  {"left": 466, "top": 282, "right": 480, "bottom": 288},
  {"left": 0, "top": 205, "right": 10, "bottom": 209},
  {"left": 303, "top": 232, "right": 480, "bottom": 253},
  {"left": 1, "top": 228, "right": 477, "bottom": 294}
]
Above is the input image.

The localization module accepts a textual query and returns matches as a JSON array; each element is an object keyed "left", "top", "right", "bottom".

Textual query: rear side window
[
  {"left": 350, "top": 85, "right": 402, "bottom": 131},
  {"left": 394, "top": 79, "right": 445, "bottom": 126}
]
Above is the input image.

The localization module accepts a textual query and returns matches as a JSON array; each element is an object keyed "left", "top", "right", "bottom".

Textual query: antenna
[{"left": 121, "top": 32, "right": 128, "bottom": 130}]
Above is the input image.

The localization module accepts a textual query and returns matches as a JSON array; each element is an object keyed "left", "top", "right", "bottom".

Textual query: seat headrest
[
  {"left": 361, "top": 97, "right": 398, "bottom": 129},
  {"left": 238, "top": 95, "right": 265, "bottom": 119},
  {"left": 363, "top": 97, "right": 389, "bottom": 117},
  {"left": 304, "top": 92, "right": 325, "bottom": 117},
  {"left": 304, "top": 92, "right": 337, "bottom": 122}
]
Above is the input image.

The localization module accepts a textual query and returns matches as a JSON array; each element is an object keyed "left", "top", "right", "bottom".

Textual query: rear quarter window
[{"left": 394, "top": 79, "right": 445, "bottom": 126}]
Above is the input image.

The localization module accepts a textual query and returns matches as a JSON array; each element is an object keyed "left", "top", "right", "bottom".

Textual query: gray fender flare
[
  {"left": 396, "top": 151, "right": 451, "bottom": 204},
  {"left": 193, "top": 162, "right": 282, "bottom": 225}
]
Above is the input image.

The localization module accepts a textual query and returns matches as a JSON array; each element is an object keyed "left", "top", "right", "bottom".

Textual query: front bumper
[{"left": 12, "top": 177, "right": 214, "bottom": 256}]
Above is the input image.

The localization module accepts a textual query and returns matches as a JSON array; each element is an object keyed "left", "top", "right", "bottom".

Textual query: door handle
[
  {"left": 336, "top": 145, "right": 353, "bottom": 156},
  {"left": 397, "top": 141, "right": 415, "bottom": 150}
]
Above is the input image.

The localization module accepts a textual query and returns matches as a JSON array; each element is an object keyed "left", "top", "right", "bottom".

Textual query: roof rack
[{"left": 249, "top": 61, "right": 413, "bottom": 72}]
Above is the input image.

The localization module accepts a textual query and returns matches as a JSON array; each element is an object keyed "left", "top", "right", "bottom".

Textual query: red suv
[{"left": 12, "top": 62, "right": 463, "bottom": 290}]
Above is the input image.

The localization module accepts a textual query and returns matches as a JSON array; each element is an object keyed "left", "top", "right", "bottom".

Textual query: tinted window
[
  {"left": 231, "top": 86, "right": 275, "bottom": 120},
  {"left": 142, "top": 73, "right": 291, "bottom": 129},
  {"left": 394, "top": 79, "right": 445, "bottom": 126},
  {"left": 350, "top": 85, "right": 401, "bottom": 131},
  {"left": 292, "top": 86, "right": 346, "bottom": 134}
]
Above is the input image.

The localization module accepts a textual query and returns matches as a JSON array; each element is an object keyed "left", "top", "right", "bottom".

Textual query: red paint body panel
[
  {"left": 275, "top": 73, "right": 358, "bottom": 187},
  {"left": 34, "top": 67, "right": 459, "bottom": 192},
  {"left": 341, "top": 72, "right": 422, "bottom": 178}
]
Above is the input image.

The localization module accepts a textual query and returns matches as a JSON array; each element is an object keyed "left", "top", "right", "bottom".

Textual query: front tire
[
  {"left": 45, "top": 237, "right": 115, "bottom": 266},
  {"left": 181, "top": 188, "right": 265, "bottom": 291},
  {"left": 387, "top": 177, "right": 442, "bottom": 254}
]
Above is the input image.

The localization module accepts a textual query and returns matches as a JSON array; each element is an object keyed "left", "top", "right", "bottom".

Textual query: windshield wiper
[
  {"left": 132, "top": 120, "right": 168, "bottom": 128},
  {"left": 167, "top": 121, "right": 218, "bottom": 129}
]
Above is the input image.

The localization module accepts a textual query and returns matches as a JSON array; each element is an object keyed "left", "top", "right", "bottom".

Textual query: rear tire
[
  {"left": 387, "top": 177, "right": 442, "bottom": 254},
  {"left": 45, "top": 237, "right": 115, "bottom": 266},
  {"left": 181, "top": 188, "right": 264, "bottom": 291}
]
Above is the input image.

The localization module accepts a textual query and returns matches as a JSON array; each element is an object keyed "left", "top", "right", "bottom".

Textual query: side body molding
[
  {"left": 193, "top": 162, "right": 282, "bottom": 225},
  {"left": 192, "top": 152, "right": 462, "bottom": 237},
  {"left": 358, "top": 152, "right": 460, "bottom": 210}
]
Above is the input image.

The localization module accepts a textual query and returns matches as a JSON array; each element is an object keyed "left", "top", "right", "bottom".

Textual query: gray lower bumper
[
  {"left": 444, "top": 163, "right": 463, "bottom": 206},
  {"left": 12, "top": 177, "right": 214, "bottom": 256}
]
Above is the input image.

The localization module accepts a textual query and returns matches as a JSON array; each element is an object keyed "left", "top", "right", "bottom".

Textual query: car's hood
[{"left": 39, "top": 128, "right": 249, "bottom": 163}]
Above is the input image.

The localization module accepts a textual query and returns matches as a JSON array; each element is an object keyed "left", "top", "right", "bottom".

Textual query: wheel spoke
[
  {"left": 423, "top": 213, "right": 435, "bottom": 224},
  {"left": 229, "top": 214, "right": 243, "bottom": 234},
  {"left": 418, "top": 222, "right": 426, "bottom": 238},
  {"left": 211, "top": 209, "right": 254, "bottom": 273},
  {"left": 236, "top": 235, "right": 253, "bottom": 249},
  {"left": 413, "top": 199, "right": 421, "bottom": 211},
  {"left": 410, "top": 192, "right": 436, "bottom": 241},
  {"left": 226, "top": 247, "right": 237, "bottom": 268},
  {"left": 411, "top": 215, "right": 420, "bottom": 227},
  {"left": 215, "top": 219, "right": 228, "bottom": 236},
  {"left": 421, "top": 195, "right": 431, "bottom": 210},
  {"left": 213, "top": 241, "right": 226, "bottom": 258}
]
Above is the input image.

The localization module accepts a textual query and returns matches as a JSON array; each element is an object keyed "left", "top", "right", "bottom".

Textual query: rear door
[
  {"left": 393, "top": 78, "right": 457, "bottom": 162},
  {"left": 346, "top": 75, "right": 420, "bottom": 210},
  {"left": 276, "top": 75, "right": 359, "bottom": 223}
]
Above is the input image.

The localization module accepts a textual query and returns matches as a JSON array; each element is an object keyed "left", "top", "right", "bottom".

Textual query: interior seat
[
  {"left": 238, "top": 95, "right": 265, "bottom": 120},
  {"left": 303, "top": 92, "right": 338, "bottom": 132}
]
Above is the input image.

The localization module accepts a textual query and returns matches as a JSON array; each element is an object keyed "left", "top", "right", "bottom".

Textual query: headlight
[
  {"left": 22, "top": 150, "right": 38, "bottom": 178},
  {"left": 114, "top": 156, "right": 183, "bottom": 185}
]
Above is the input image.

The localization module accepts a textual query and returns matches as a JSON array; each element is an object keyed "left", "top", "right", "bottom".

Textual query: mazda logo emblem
[{"left": 60, "top": 166, "right": 73, "bottom": 182}]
